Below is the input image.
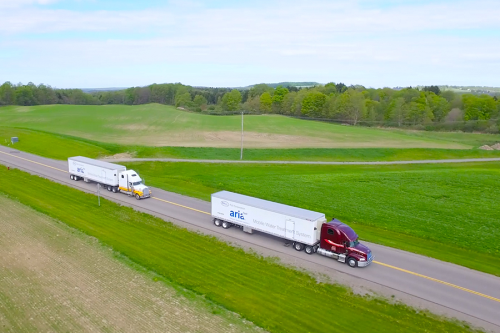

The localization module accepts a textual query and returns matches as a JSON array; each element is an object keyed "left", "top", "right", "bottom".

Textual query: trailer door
[{"left": 285, "top": 219, "right": 296, "bottom": 240}]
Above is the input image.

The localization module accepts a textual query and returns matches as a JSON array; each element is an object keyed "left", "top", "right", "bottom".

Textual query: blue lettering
[{"left": 229, "top": 210, "right": 245, "bottom": 220}]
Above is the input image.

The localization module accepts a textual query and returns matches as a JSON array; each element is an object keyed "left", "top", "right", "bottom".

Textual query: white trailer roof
[
  {"left": 68, "top": 156, "right": 126, "bottom": 171},
  {"left": 212, "top": 191, "right": 325, "bottom": 221}
]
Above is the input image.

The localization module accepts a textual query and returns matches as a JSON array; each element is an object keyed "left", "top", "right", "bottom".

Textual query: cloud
[
  {"left": 1, "top": 0, "right": 500, "bottom": 34},
  {"left": 0, "top": 0, "right": 58, "bottom": 9},
  {"left": 1, "top": 0, "right": 499, "bottom": 87}
]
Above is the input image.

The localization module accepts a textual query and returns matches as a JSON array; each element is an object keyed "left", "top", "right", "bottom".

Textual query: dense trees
[{"left": 1, "top": 80, "right": 499, "bottom": 132}]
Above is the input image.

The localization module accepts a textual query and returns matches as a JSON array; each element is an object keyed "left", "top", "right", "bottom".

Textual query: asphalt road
[
  {"left": 1, "top": 146, "right": 500, "bottom": 332},
  {"left": 103, "top": 157, "right": 500, "bottom": 165}
]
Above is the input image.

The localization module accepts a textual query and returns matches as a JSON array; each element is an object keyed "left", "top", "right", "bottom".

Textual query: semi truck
[
  {"left": 211, "top": 191, "right": 373, "bottom": 268},
  {"left": 67, "top": 156, "right": 151, "bottom": 200}
]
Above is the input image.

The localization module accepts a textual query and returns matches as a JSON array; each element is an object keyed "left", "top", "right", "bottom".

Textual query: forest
[{"left": 1, "top": 81, "right": 499, "bottom": 133}]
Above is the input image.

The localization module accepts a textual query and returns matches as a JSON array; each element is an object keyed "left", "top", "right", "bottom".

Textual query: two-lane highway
[{"left": 1, "top": 146, "right": 500, "bottom": 332}]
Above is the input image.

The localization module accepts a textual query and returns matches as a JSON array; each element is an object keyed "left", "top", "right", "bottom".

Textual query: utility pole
[
  {"left": 97, "top": 183, "right": 101, "bottom": 207},
  {"left": 240, "top": 111, "right": 244, "bottom": 160}
]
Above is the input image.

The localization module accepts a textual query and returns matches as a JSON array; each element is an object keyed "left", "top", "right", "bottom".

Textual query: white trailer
[
  {"left": 68, "top": 156, "right": 151, "bottom": 199},
  {"left": 211, "top": 191, "right": 326, "bottom": 246}
]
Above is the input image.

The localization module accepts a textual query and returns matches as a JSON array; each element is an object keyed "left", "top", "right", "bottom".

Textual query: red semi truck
[{"left": 211, "top": 191, "right": 373, "bottom": 268}]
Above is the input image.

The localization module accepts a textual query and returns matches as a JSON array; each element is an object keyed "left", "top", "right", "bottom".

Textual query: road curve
[
  {"left": 101, "top": 157, "right": 500, "bottom": 165},
  {"left": 1, "top": 146, "right": 500, "bottom": 333}
]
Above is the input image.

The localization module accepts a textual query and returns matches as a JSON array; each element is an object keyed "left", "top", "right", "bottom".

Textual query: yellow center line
[
  {"left": 0, "top": 150, "right": 68, "bottom": 173},
  {"left": 374, "top": 260, "right": 500, "bottom": 303},
  {"left": 2, "top": 149, "right": 499, "bottom": 303},
  {"left": 152, "top": 196, "right": 211, "bottom": 215}
]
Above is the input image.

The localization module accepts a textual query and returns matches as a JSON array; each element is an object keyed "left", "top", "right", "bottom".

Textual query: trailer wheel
[
  {"left": 214, "top": 219, "right": 222, "bottom": 227},
  {"left": 221, "top": 221, "right": 232, "bottom": 229},
  {"left": 347, "top": 257, "right": 358, "bottom": 268},
  {"left": 107, "top": 186, "right": 112, "bottom": 191},
  {"left": 293, "top": 242, "right": 304, "bottom": 251},
  {"left": 74, "top": 176, "right": 79, "bottom": 181},
  {"left": 70, "top": 175, "right": 74, "bottom": 180},
  {"left": 135, "top": 193, "right": 140, "bottom": 200},
  {"left": 112, "top": 187, "right": 118, "bottom": 193},
  {"left": 305, "top": 246, "right": 314, "bottom": 255}
]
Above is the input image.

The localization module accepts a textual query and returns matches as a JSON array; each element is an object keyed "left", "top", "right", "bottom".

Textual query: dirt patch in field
[
  {"left": 112, "top": 124, "right": 161, "bottom": 131},
  {"left": 0, "top": 195, "right": 265, "bottom": 333},
  {"left": 103, "top": 152, "right": 136, "bottom": 159},
  {"left": 102, "top": 130, "right": 469, "bottom": 149}
]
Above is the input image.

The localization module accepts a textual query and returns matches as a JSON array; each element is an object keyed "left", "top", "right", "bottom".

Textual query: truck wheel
[
  {"left": 112, "top": 187, "right": 118, "bottom": 193},
  {"left": 135, "top": 193, "right": 140, "bottom": 200},
  {"left": 214, "top": 219, "right": 222, "bottom": 227},
  {"left": 293, "top": 242, "right": 304, "bottom": 251},
  {"left": 107, "top": 186, "right": 111, "bottom": 191},
  {"left": 347, "top": 257, "right": 358, "bottom": 268},
  {"left": 305, "top": 246, "right": 314, "bottom": 255},
  {"left": 70, "top": 175, "right": 74, "bottom": 180},
  {"left": 221, "top": 221, "right": 232, "bottom": 229}
]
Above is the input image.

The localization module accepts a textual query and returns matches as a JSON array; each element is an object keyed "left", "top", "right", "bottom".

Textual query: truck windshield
[
  {"left": 349, "top": 239, "right": 359, "bottom": 247},
  {"left": 132, "top": 181, "right": 142, "bottom": 186}
]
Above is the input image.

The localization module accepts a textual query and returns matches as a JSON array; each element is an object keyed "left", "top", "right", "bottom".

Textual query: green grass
[
  {"left": 0, "top": 127, "right": 112, "bottom": 160},
  {"left": 1, "top": 104, "right": 500, "bottom": 148},
  {"left": 2, "top": 127, "right": 500, "bottom": 162},
  {"left": 124, "top": 161, "right": 500, "bottom": 277},
  {"left": 0, "top": 167, "right": 482, "bottom": 333}
]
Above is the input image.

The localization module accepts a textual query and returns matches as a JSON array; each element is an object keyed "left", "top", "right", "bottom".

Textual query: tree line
[{"left": 1, "top": 81, "right": 499, "bottom": 133}]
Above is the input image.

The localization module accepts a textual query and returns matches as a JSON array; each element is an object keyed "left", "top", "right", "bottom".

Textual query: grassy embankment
[
  {"left": 0, "top": 167, "right": 483, "bottom": 333},
  {"left": 124, "top": 161, "right": 500, "bottom": 277},
  {"left": 2, "top": 127, "right": 500, "bottom": 161},
  {"left": 1, "top": 104, "right": 500, "bottom": 149},
  {"left": 0, "top": 195, "right": 263, "bottom": 333}
]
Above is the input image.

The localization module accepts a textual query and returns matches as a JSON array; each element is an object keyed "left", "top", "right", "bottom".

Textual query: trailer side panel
[
  {"left": 68, "top": 156, "right": 126, "bottom": 186},
  {"left": 212, "top": 191, "right": 324, "bottom": 245}
]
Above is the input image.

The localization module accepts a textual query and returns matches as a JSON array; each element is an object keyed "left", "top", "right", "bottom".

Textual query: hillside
[{"left": 2, "top": 104, "right": 500, "bottom": 149}]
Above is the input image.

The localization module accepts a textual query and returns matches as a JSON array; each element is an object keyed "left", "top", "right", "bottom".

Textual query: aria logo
[
  {"left": 221, "top": 201, "right": 229, "bottom": 207},
  {"left": 230, "top": 210, "right": 245, "bottom": 220}
]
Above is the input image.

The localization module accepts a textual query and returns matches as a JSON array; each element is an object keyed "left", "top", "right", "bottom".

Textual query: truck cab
[
  {"left": 317, "top": 219, "right": 373, "bottom": 267},
  {"left": 118, "top": 170, "right": 151, "bottom": 199}
]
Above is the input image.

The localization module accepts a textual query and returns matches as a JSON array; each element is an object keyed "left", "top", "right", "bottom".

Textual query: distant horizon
[{"left": 75, "top": 82, "right": 500, "bottom": 92}]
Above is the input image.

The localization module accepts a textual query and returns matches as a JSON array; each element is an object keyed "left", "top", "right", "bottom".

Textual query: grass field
[
  {"left": 123, "top": 161, "right": 500, "bottom": 277},
  {"left": 2, "top": 127, "right": 500, "bottom": 162},
  {"left": 1, "top": 104, "right": 500, "bottom": 148},
  {"left": 0, "top": 167, "right": 482, "bottom": 333},
  {"left": 0, "top": 195, "right": 263, "bottom": 333}
]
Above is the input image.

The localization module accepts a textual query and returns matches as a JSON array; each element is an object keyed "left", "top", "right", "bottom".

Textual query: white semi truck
[
  {"left": 68, "top": 156, "right": 151, "bottom": 199},
  {"left": 211, "top": 191, "right": 373, "bottom": 268}
]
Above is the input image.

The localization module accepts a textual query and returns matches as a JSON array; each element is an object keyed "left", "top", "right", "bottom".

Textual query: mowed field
[
  {"left": 0, "top": 195, "right": 265, "bottom": 333},
  {"left": 3, "top": 126, "right": 500, "bottom": 161},
  {"left": 1, "top": 104, "right": 500, "bottom": 148},
  {"left": 0, "top": 168, "right": 482, "bottom": 333},
  {"left": 126, "top": 161, "right": 500, "bottom": 276}
]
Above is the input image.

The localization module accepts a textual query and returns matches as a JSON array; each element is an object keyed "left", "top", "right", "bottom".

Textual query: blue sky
[{"left": 0, "top": 0, "right": 499, "bottom": 88}]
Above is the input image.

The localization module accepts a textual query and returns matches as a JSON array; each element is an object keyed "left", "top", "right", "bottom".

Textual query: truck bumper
[{"left": 358, "top": 256, "right": 374, "bottom": 267}]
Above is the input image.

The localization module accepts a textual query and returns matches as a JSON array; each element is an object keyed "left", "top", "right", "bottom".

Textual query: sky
[{"left": 0, "top": 0, "right": 499, "bottom": 89}]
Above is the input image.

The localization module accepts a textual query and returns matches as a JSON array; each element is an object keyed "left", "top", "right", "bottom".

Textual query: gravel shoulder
[{"left": 101, "top": 157, "right": 500, "bottom": 164}]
